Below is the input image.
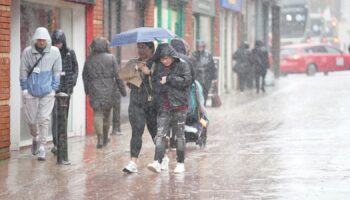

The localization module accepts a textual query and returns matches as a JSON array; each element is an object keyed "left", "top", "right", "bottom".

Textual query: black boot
[
  {"left": 96, "top": 135, "right": 103, "bottom": 149},
  {"left": 103, "top": 132, "right": 110, "bottom": 146}
]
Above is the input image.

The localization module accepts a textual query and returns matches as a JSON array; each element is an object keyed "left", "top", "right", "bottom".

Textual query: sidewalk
[{"left": 0, "top": 90, "right": 266, "bottom": 200}]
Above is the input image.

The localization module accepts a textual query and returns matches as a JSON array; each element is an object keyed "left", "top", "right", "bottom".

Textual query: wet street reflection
[{"left": 1, "top": 72, "right": 350, "bottom": 199}]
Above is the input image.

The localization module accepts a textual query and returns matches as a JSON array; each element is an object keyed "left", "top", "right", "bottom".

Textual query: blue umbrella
[{"left": 110, "top": 27, "right": 176, "bottom": 47}]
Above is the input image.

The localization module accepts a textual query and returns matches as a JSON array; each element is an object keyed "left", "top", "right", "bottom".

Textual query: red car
[{"left": 280, "top": 43, "right": 350, "bottom": 76}]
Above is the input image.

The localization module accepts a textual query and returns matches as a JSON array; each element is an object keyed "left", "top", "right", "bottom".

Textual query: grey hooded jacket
[
  {"left": 82, "top": 37, "right": 126, "bottom": 110},
  {"left": 20, "top": 27, "right": 62, "bottom": 97}
]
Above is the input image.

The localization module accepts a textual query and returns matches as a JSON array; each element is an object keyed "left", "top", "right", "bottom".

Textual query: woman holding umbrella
[{"left": 122, "top": 42, "right": 158, "bottom": 173}]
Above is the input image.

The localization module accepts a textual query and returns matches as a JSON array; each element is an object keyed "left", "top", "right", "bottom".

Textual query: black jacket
[
  {"left": 233, "top": 45, "right": 251, "bottom": 74},
  {"left": 192, "top": 50, "right": 216, "bottom": 85},
  {"left": 251, "top": 46, "right": 269, "bottom": 74},
  {"left": 51, "top": 30, "right": 78, "bottom": 94},
  {"left": 151, "top": 44, "right": 192, "bottom": 109},
  {"left": 58, "top": 48, "right": 78, "bottom": 94}
]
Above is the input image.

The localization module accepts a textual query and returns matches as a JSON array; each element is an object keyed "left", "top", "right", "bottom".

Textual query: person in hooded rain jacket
[
  {"left": 50, "top": 29, "right": 79, "bottom": 160},
  {"left": 233, "top": 42, "right": 251, "bottom": 92},
  {"left": 192, "top": 40, "right": 217, "bottom": 105},
  {"left": 82, "top": 37, "right": 126, "bottom": 148},
  {"left": 251, "top": 40, "right": 269, "bottom": 93},
  {"left": 147, "top": 43, "right": 192, "bottom": 174},
  {"left": 20, "top": 27, "right": 62, "bottom": 161},
  {"left": 122, "top": 42, "right": 158, "bottom": 174}
]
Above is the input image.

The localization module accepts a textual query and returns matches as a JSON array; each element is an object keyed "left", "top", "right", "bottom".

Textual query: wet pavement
[{"left": 1, "top": 72, "right": 350, "bottom": 200}]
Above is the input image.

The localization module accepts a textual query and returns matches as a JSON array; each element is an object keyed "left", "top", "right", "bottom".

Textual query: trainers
[
  {"left": 147, "top": 161, "right": 161, "bottom": 173},
  {"left": 123, "top": 161, "right": 138, "bottom": 174},
  {"left": 161, "top": 156, "right": 169, "bottom": 171},
  {"left": 174, "top": 163, "right": 185, "bottom": 174},
  {"left": 111, "top": 128, "right": 122, "bottom": 136},
  {"left": 31, "top": 138, "right": 39, "bottom": 155},
  {"left": 37, "top": 146, "right": 46, "bottom": 161}
]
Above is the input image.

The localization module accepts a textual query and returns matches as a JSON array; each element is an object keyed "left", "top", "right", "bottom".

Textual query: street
[{"left": 1, "top": 71, "right": 350, "bottom": 200}]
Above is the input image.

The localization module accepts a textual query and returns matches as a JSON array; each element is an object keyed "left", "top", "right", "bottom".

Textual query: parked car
[{"left": 280, "top": 43, "right": 350, "bottom": 76}]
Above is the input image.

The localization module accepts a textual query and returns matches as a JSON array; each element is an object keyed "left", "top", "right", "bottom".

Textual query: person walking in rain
[
  {"left": 20, "top": 27, "right": 62, "bottom": 161},
  {"left": 147, "top": 43, "right": 192, "bottom": 174},
  {"left": 121, "top": 42, "right": 158, "bottom": 174},
  {"left": 82, "top": 37, "right": 126, "bottom": 149},
  {"left": 251, "top": 40, "right": 269, "bottom": 93},
  {"left": 233, "top": 41, "right": 251, "bottom": 92},
  {"left": 50, "top": 29, "right": 79, "bottom": 159},
  {"left": 192, "top": 40, "right": 217, "bottom": 105}
]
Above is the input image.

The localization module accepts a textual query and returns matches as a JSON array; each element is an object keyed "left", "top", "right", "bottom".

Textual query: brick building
[
  {"left": 2, "top": 0, "right": 106, "bottom": 158},
  {"left": 1, "top": 0, "right": 225, "bottom": 159},
  {"left": 0, "top": 0, "right": 11, "bottom": 160}
]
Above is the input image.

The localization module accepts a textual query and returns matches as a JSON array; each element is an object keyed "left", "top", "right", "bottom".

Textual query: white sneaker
[
  {"left": 123, "top": 161, "right": 138, "bottom": 173},
  {"left": 161, "top": 155, "right": 169, "bottom": 171},
  {"left": 174, "top": 163, "right": 185, "bottom": 174},
  {"left": 37, "top": 145, "right": 46, "bottom": 161},
  {"left": 147, "top": 161, "right": 161, "bottom": 173}
]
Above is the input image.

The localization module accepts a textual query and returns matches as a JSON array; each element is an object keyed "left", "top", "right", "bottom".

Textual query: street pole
[
  {"left": 271, "top": 4, "right": 281, "bottom": 79},
  {"left": 56, "top": 92, "right": 70, "bottom": 165}
]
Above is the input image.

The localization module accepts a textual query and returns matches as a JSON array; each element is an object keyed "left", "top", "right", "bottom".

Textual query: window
[
  {"left": 325, "top": 46, "right": 342, "bottom": 54},
  {"left": 310, "top": 46, "right": 327, "bottom": 53}
]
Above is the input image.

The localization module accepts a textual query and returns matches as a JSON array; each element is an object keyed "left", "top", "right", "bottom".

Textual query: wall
[{"left": 0, "top": 0, "right": 11, "bottom": 159}]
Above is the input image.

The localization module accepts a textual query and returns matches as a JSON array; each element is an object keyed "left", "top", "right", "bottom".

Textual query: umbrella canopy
[{"left": 110, "top": 27, "right": 176, "bottom": 47}]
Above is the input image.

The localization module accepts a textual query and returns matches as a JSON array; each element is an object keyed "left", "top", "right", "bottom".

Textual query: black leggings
[{"left": 128, "top": 102, "right": 157, "bottom": 158}]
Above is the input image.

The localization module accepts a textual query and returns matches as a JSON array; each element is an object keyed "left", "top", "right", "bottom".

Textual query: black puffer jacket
[
  {"left": 152, "top": 44, "right": 192, "bottom": 108},
  {"left": 82, "top": 37, "right": 126, "bottom": 110},
  {"left": 52, "top": 29, "right": 78, "bottom": 95}
]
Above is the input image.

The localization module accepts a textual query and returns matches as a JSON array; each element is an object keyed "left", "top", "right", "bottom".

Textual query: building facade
[
  {"left": 0, "top": 0, "right": 278, "bottom": 159},
  {"left": 4, "top": 0, "right": 105, "bottom": 154}
]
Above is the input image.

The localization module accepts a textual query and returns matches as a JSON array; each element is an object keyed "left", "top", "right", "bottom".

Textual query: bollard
[{"left": 55, "top": 92, "right": 70, "bottom": 165}]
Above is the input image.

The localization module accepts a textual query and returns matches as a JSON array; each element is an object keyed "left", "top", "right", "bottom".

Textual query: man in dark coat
[
  {"left": 82, "top": 37, "right": 126, "bottom": 148},
  {"left": 192, "top": 40, "right": 217, "bottom": 105},
  {"left": 147, "top": 43, "right": 192, "bottom": 174},
  {"left": 251, "top": 40, "right": 269, "bottom": 93},
  {"left": 233, "top": 41, "right": 251, "bottom": 92},
  {"left": 50, "top": 29, "right": 78, "bottom": 159}
]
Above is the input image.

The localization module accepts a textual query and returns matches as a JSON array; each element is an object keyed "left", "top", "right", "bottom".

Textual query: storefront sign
[
  {"left": 220, "top": 0, "right": 241, "bottom": 12},
  {"left": 192, "top": 0, "right": 216, "bottom": 16},
  {"left": 64, "top": 0, "right": 96, "bottom": 4}
]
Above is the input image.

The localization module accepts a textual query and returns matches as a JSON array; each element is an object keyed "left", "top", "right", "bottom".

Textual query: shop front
[
  {"left": 220, "top": 0, "right": 241, "bottom": 93},
  {"left": 10, "top": 0, "right": 87, "bottom": 149},
  {"left": 154, "top": 0, "right": 188, "bottom": 38},
  {"left": 192, "top": 0, "right": 216, "bottom": 51}
]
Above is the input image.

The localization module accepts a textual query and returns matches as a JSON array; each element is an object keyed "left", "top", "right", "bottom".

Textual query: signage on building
[
  {"left": 220, "top": 0, "right": 241, "bottom": 12},
  {"left": 192, "top": 0, "right": 216, "bottom": 16},
  {"left": 65, "top": 0, "right": 96, "bottom": 4}
]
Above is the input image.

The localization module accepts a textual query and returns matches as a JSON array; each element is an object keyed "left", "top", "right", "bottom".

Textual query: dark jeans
[
  {"left": 238, "top": 72, "right": 247, "bottom": 92},
  {"left": 199, "top": 81, "right": 211, "bottom": 106},
  {"left": 52, "top": 96, "right": 70, "bottom": 146},
  {"left": 112, "top": 92, "right": 121, "bottom": 131},
  {"left": 255, "top": 70, "right": 267, "bottom": 93},
  {"left": 128, "top": 102, "right": 157, "bottom": 158},
  {"left": 154, "top": 109, "right": 186, "bottom": 163}
]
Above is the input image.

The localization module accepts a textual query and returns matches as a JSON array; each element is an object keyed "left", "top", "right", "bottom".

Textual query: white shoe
[
  {"left": 161, "top": 156, "right": 169, "bottom": 171},
  {"left": 123, "top": 161, "right": 138, "bottom": 173},
  {"left": 174, "top": 163, "right": 185, "bottom": 174},
  {"left": 147, "top": 161, "right": 161, "bottom": 173},
  {"left": 37, "top": 145, "right": 46, "bottom": 161}
]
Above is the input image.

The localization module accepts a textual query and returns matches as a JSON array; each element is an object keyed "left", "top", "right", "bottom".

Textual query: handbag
[{"left": 211, "top": 94, "right": 222, "bottom": 107}]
